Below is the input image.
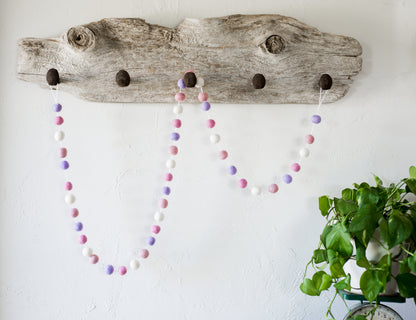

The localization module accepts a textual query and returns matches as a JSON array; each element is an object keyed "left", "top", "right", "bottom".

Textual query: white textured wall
[{"left": 1, "top": 0, "right": 416, "bottom": 319}]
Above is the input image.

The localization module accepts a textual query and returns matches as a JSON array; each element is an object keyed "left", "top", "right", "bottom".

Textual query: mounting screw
[
  {"left": 319, "top": 74, "right": 332, "bottom": 90},
  {"left": 46, "top": 68, "right": 60, "bottom": 86}
]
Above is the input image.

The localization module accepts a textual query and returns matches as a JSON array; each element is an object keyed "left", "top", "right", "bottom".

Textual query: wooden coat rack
[{"left": 17, "top": 14, "right": 362, "bottom": 104}]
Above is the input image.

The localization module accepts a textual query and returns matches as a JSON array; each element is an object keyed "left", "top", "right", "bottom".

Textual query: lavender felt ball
[
  {"left": 60, "top": 160, "right": 69, "bottom": 170},
  {"left": 147, "top": 236, "right": 156, "bottom": 246},
  {"left": 106, "top": 265, "right": 114, "bottom": 275},
  {"left": 201, "top": 102, "right": 211, "bottom": 111},
  {"left": 311, "top": 115, "right": 321, "bottom": 124},
  {"left": 177, "top": 79, "right": 186, "bottom": 89},
  {"left": 228, "top": 166, "right": 237, "bottom": 175},
  {"left": 163, "top": 186, "right": 171, "bottom": 195},
  {"left": 53, "top": 103, "right": 62, "bottom": 112},
  {"left": 282, "top": 174, "right": 293, "bottom": 184},
  {"left": 170, "top": 132, "right": 180, "bottom": 141},
  {"left": 74, "top": 222, "right": 83, "bottom": 232}
]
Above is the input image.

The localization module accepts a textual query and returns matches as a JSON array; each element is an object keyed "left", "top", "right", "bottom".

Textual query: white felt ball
[
  {"left": 251, "top": 186, "right": 261, "bottom": 195},
  {"left": 130, "top": 259, "right": 140, "bottom": 270},
  {"left": 173, "top": 105, "right": 183, "bottom": 115},
  {"left": 196, "top": 77, "right": 205, "bottom": 88},
  {"left": 65, "top": 193, "right": 76, "bottom": 204},
  {"left": 154, "top": 211, "right": 165, "bottom": 222},
  {"left": 299, "top": 148, "right": 310, "bottom": 158},
  {"left": 166, "top": 159, "right": 176, "bottom": 169},
  {"left": 82, "top": 247, "right": 93, "bottom": 257},
  {"left": 210, "top": 134, "right": 221, "bottom": 144},
  {"left": 54, "top": 130, "right": 65, "bottom": 141}
]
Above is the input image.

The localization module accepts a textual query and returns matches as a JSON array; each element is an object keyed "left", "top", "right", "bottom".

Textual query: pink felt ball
[
  {"left": 55, "top": 116, "right": 64, "bottom": 125},
  {"left": 291, "top": 163, "right": 301, "bottom": 172},
  {"left": 206, "top": 119, "right": 216, "bottom": 128},
  {"left": 175, "top": 92, "right": 185, "bottom": 102},
  {"left": 172, "top": 119, "right": 182, "bottom": 128},
  {"left": 79, "top": 234, "right": 87, "bottom": 244},
  {"left": 119, "top": 266, "right": 127, "bottom": 275},
  {"left": 139, "top": 249, "right": 149, "bottom": 259},
  {"left": 168, "top": 145, "right": 178, "bottom": 155},
  {"left": 198, "top": 92, "right": 208, "bottom": 102},
  {"left": 268, "top": 184, "right": 279, "bottom": 193},
  {"left": 89, "top": 254, "right": 99, "bottom": 264},
  {"left": 151, "top": 225, "right": 161, "bottom": 234},
  {"left": 164, "top": 173, "right": 173, "bottom": 181},
  {"left": 58, "top": 148, "right": 67, "bottom": 158},
  {"left": 305, "top": 134, "right": 315, "bottom": 144},
  {"left": 70, "top": 208, "right": 79, "bottom": 218},
  {"left": 65, "top": 181, "right": 73, "bottom": 191},
  {"left": 159, "top": 199, "right": 168, "bottom": 209},
  {"left": 218, "top": 150, "right": 228, "bottom": 160},
  {"left": 239, "top": 179, "right": 248, "bottom": 188}
]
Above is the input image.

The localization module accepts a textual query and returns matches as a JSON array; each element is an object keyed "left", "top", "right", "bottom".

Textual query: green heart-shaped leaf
[{"left": 396, "top": 273, "right": 416, "bottom": 298}]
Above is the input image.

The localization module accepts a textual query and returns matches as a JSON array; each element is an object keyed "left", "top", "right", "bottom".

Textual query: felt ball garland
[
  {"left": 48, "top": 80, "right": 186, "bottom": 276},
  {"left": 184, "top": 71, "right": 328, "bottom": 196}
]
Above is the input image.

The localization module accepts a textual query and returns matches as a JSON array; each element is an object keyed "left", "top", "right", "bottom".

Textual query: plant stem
[
  {"left": 401, "top": 245, "right": 414, "bottom": 256},
  {"left": 325, "top": 290, "right": 337, "bottom": 320}
]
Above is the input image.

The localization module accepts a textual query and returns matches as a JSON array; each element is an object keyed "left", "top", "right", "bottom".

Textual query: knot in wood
[
  {"left": 252, "top": 73, "right": 266, "bottom": 89},
  {"left": 116, "top": 70, "right": 130, "bottom": 87},
  {"left": 265, "top": 35, "right": 285, "bottom": 54},
  {"left": 66, "top": 26, "right": 96, "bottom": 51}
]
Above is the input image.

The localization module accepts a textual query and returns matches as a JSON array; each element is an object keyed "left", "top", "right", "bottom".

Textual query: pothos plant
[{"left": 300, "top": 166, "right": 416, "bottom": 320}]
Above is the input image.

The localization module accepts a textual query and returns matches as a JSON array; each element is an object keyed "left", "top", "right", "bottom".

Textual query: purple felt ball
[
  {"left": 106, "top": 265, "right": 114, "bottom": 275},
  {"left": 311, "top": 115, "right": 322, "bottom": 124},
  {"left": 60, "top": 160, "right": 69, "bottom": 170},
  {"left": 147, "top": 236, "right": 156, "bottom": 246},
  {"left": 282, "top": 174, "right": 293, "bottom": 184},
  {"left": 170, "top": 132, "right": 180, "bottom": 141},
  {"left": 163, "top": 186, "right": 171, "bottom": 195},
  {"left": 201, "top": 102, "right": 211, "bottom": 111},
  {"left": 74, "top": 222, "right": 83, "bottom": 232},
  {"left": 177, "top": 79, "right": 186, "bottom": 89},
  {"left": 53, "top": 103, "right": 62, "bottom": 112},
  {"left": 228, "top": 166, "right": 237, "bottom": 175}
]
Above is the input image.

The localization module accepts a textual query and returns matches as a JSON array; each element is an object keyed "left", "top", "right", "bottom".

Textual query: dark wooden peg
[
  {"left": 319, "top": 74, "right": 332, "bottom": 90},
  {"left": 46, "top": 68, "right": 60, "bottom": 86},
  {"left": 252, "top": 73, "right": 266, "bottom": 89},
  {"left": 183, "top": 72, "right": 197, "bottom": 87},
  {"left": 116, "top": 70, "right": 131, "bottom": 87}
]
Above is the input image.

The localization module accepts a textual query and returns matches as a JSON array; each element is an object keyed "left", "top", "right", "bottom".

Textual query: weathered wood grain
[{"left": 17, "top": 14, "right": 362, "bottom": 104}]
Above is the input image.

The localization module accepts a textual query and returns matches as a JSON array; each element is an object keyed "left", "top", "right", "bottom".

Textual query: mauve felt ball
[
  {"left": 268, "top": 184, "right": 279, "bottom": 193},
  {"left": 55, "top": 116, "right": 64, "bottom": 125},
  {"left": 59, "top": 148, "right": 67, "bottom": 158},
  {"left": 54, "top": 131, "right": 65, "bottom": 141},
  {"left": 305, "top": 134, "right": 315, "bottom": 144},
  {"left": 106, "top": 265, "right": 114, "bottom": 275},
  {"left": 283, "top": 174, "right": 293, "bottom": 184},
  {"left": 139, "top": 249, "right": 149, "bottom": 259},
  {"left": 206, "top": 119, "right": 216, "bottom": 128},
  {"left": 79, "top": 235, "right": 87, "bottom": 244},
  {"left": 198, "top": 92, "right": 208, "bottom": 102},
  {"left": 53, "top": 103, "right": 62, "bottom": 112},
  {"left": 228, "top": 166, "right": 237, "bottom": 175},
  {"left": 219, "top": 150, "right": 228, "bottom": 160},
  {"left": 60, "top": 160, "right": 69, "bottom": 170},
  {"left": 177, "top": 79, "right": 186, "bottom": 89},
  {"left": 151, "top": 225, "right": 161, "bottom": 234},
  {"left": 311, "top": 115, "right": 321, "bottom": 124},
  {"left": 168, "top": 145, "right": 178, "bottom": 155},
  {"left": 74, "top": 222, "right": 83, "bottom": 232},
  {"left": 163, "top": 186, "right": 171, "bottom": 195},
  {"left": 65, "top": 181, "right": 73, "bottom": 191},
  {"left": 170, "top": 132, "right": 180, "bottom": 141},
  {"left": 173, "top": 105, "right": 183, "bottom": 115},
  {"left": 291, "top": 163, "right": 301, "bottom": 172},
  {"left": 70, "top": 208, "right": 79, "bottom": 218},
  {"left": 239, "top": 179, "right": 248, "bottom": 188},
  {"left": 172, "top": 119, "right": 182, "bottom": 128},
  {"left": 90, "top": 255, "right": 99, "bottom": 264},
  {"left": 175, "top": 92, "right": 185, "bottom": 102},
  {"left": 119, "top": 266, "right": 127, "bottom": 276},
  {"left": 159, "top": 199, "right": 168, "bottom": 209},
  {"left": 164, "top": 173, "right": 173, "bottom": 181},
  {"left": 130, "top": 259, "right": 140, "bottom": 270},
  {"left": 147, "top": 236, "right": 156, "bottom": 246},
  {"left": 201, "top": 102, "right": 211, "bottom": 111}
]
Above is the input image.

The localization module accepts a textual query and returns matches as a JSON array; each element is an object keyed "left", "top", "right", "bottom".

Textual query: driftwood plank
[{"left": 17, "top": 14, "right": 362, "bottom": 104}]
